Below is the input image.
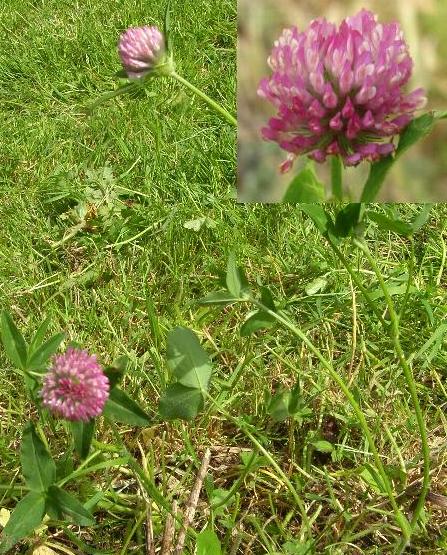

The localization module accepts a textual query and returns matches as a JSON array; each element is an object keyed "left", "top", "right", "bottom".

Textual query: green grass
[
  {"left": 1, "top": 200, "right": 447, "bottom": 552},
  {"left": 0, "top": 0, "right": 236, "bottom": 201}
]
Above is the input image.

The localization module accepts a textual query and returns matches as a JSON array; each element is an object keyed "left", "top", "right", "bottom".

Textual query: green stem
[
  {"left": 354, "top": 239, "right": 430, "bottom": 549},
  {"left": 120, "top": 509, "right": 146, "bottom": 555},
  {"left": 398, "top": 238, "right": 415, "bottom": 322},
  {"left": 87, "top": 82, "right": 140, "bottom": 113},
  {"left": 208, "top": 395, "right": 312, "bottom": 537},
  {"left": 210, "top": 450, "right": 257, "bottom": 510},
  {"left": 330, "top": 156, "right": 343, "bottom": 201},
  {"left": 248, "top": 296, "right": 412, "bottom": 541},
  {"left": 170, "top": 71, "right": 237, "bottom": 126},
  {"left": 327, "top": 237, "right": 387, "bottom": 327},
  {"left": 108, "top": 421, "right": 198, "bottom": 540}
]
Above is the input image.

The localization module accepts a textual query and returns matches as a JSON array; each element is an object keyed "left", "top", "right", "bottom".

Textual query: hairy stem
[
  {"left": 249, "top": 296, "right": 412, "bottom": 541},
  {"left": 171, "top": 71, "right": 237, "bottom": 126},
  {"left": 330, "top": 155, "right": 343, "bottom": 201},
  {"left": 354, "top": 238, "right": 430, "bottom": 548},
  {"left": 327, "top": 237, "right": 387, "bottom": 327}
]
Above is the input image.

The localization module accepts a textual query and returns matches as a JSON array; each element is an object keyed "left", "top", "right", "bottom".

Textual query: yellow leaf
[
  {"left": 32, "top": 546, "right": 60, "bottom": 555},
  {"left": 0, "top": 508, "right": 10, "bottom": 528}
]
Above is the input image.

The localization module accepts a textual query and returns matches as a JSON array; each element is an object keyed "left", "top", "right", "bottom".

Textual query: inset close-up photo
[{"left": 238, "top": 0, "right": 447, "bottom": 202}]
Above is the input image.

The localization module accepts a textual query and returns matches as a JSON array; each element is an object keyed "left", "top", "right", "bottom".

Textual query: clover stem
[
  {"left": 353, "top": 238, "right": 430, "bottom": 546},
  {"left": 327, "top": 237, "right": 387, "bottom": 327},
  {"left": 170, "top": 71, "right": 237, "bottom": 126},
  {"left": 331, "top": 155, "right": 343, "bottom": 201},
  {"left": 248, "top": 296, "right": 412, "bottom": 542}
]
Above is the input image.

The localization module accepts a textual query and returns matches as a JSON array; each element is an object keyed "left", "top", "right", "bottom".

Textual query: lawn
[
  {"left": 1, "top": 1, "right": 447, "bottom": 554},
  {"left": 2, "top": 198, "right": 447, "bottom": 553},
  {"left": 0, "top": 0, "right": 236, "bottom": 203}
]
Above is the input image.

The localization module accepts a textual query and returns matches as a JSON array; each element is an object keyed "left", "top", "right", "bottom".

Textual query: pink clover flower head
[
  {"left": 118, "top": 25, "right": 166, "bottom": 79},
  {"left": 41, "top": 347, "right": 110, "bottom": 422},
  {"left": 258, "top": 9, "right": 427, "bottom": 170}
]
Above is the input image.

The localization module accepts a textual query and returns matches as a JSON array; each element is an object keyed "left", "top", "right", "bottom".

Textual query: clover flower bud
[{"left": 118, "top": 25, "right": 167, "bottom": 79}]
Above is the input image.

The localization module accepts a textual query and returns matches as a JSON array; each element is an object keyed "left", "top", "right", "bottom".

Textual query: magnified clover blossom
[
  {"left": 118, "top": 26, "right": 167, "bottom": 79},
  {"left": 258, "top": 9, "right": 427, "bottom": 171},
  {"left": 41, "top": 348, "right": 109, "bottom": 422}
]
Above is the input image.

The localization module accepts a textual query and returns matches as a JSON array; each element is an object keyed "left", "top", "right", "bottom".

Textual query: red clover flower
[
  {"left": 258, "top": 9, "right": 427, "bottom": 171},
  {"left": 41, "top": 348, "right": 109, "bottom": 422},
  {"left": 118, "top": 26, "right": 168, "bottom": 79}
]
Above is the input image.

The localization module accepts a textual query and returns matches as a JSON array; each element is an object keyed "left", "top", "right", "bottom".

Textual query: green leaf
[
  {"left": 260, "top": 286, "right": 276, "bottom": 311},
  {"left": 159, "top": 327, "right": 214, "bottom": 421},
  {"left": 0, "top": 491, "right": 46, "bottom": 553},
  {"left": 87, "top": 82, "right": 140, "bottom": 113},
  {"left": 226, "top": 252, "right": 242, "bottom": 297},
  {"left": 28, "top": 317, "right": 51, "bottom": 354},
  {"left": 367, "top": 204, "right": 433, "bottom": 237},
  {"left": 21, "top": 423, "right": 56, "bottom": 492},
  {"left": 369, "top": 283, "right": 417, "bottom": 301},
  {"left": 103, "top": 387, "right": 151, "bottom": 426},
  {"left": 361, "top": 111, "right": 447, "bottom": 202},
  {"left": 299, "top": 205, "right": 335, "bottom": 237},
  {"left": 240, "top": 311, "right": 275, "bottom": 336},
  {"left": 71, "top": 419, "right": 95, "bottom": 460},
  {"left": 158, "top": 383, "right": 204, "bottom": 421},
  {"left": 267, "top": 383, "right": 307, "bottom": 423},
  {"left": 411, "top": 204, "right": 433, "bottom": 233},
  {"left": 396, "top": 112, "right": 439, "bottom": 156},
  {"left": 310, "top": 440, "right": 333, "bottom": 453},
  {"left": 358, "top": 464, "right": 385, "bottom": 494},
  {"left": 199, "top": 291, "right": 241, "bottom": 306},
  {"left": 103, "top": 355, "right": 129, "bottom": 390},
  {"left": 360, "top": 155, "right": 395, "bottom": 203},
  {"left": 288, "top": 382, "right": 301, "bottom": 414},
  {"left": 282, "top": 539, "right": 315, "bottom": 554},
  {"left": 267, "top": 389, "right": 292, "bottom": 422},
  {"left": 0, "top": 311, "right": 27, "bottom": 370},
  {"left": 184, "top": 217, "right": 207, "bottom": 231},
  {"left": 413, "top": 322, "right": 447, "bottom": 364},
  {"left": 163, "top": 0, "right": 173, "bottom": 54},
  {"left": 283, "top": 162, "right": 325, "bottom": 202},
  {"left": 27, "top": 332, "right": 65, "bottom": 371},
  {"left": 196, "top": 527, "right": 222, "bottom": 555},
  {"left": 366, "top": 211, "right": 413, "bottom": 236},
  {"left": 45, "top": 485, "right": 95, "bottom": 526},
  {"left": 167, "top": 327, "right": 212, "bottom": 390},
  {"left": 305, "top": 276, "right": 327, "bottom": 296},
  {"left": 333, "top": 203, "right": 363, "bottom": 237}
]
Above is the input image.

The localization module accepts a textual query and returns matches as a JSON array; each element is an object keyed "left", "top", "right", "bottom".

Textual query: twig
[
  {"left": 229, "top": 523, "right": 244, "bottom": 555},
  {"left": 135, "top": 440, "right": 156, "bottom": 555},
  {"left": 161, "top": 500, "right": 178, "bottom": 555},
  {"left": 146, "top": 501, "right": 156, "bottom": 555},
  {"left": 174, "top": 448, "right": 212, "bottom": 555}
]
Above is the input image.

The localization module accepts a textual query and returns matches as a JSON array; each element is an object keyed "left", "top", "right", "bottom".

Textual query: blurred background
[{"left": 238, "top": 0, "right": 447, "bottom": 202}]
